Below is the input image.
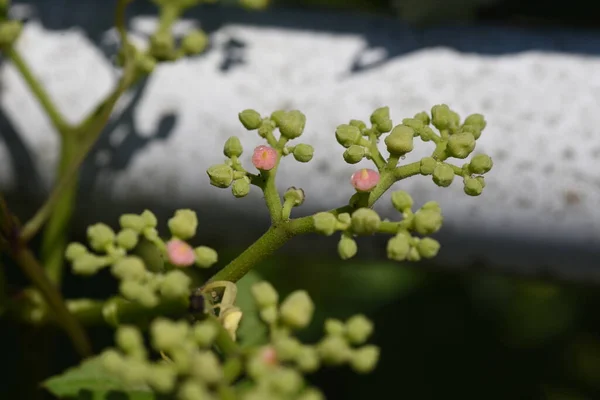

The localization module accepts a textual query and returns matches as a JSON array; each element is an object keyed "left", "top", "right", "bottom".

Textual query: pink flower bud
[
  {"left": 166, "top": 239, "right": 196, "bottom": 267},
  {"left": 351, "top": 168, "right": 380, "bottom": 192},
  {"left": 259, "top": 346, "right": 278, "bottom": 366},
  {"left": 252, "top": 145, "right": 278, "bottom": 171}
]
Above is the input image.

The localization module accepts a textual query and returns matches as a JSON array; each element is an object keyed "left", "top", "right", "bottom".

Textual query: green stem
[{"left": 261, "top": 168, "right": 283, "bottom": 224}]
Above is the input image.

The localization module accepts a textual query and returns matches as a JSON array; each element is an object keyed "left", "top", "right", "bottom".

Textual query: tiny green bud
[
  {"left": 87, "top": 223, "right": 115, "bottom": 252},
  {"left": 283, "top": 187, "right": 305, "bottom": 206},
  {"left": 350, "top": 208, "right": 381, "bottom": 236},
  {"left": 260, "top": 305, "right": 278, "bottom": 324},
  {"left": 432, "top": 163, "right": 455, "bottom": 187},
  {"left": 207, "top": 164, "right": 234, "bottom": 188},
  {"left": 270, "top": 110, "right": 286, "bottom": 126},
  {"left": 168, "top": 209, "right": 198, "bottom": 239},
  {"left": 223, "top": 136, "right": 243, "bottom": 157},
  {"left": 416, "top": 237, "right": 441, "bottom": 258},
  {"left": 420, "top": 126, "right": 437, "bottom": 141},
  {"left": 420, "top": 157, "right": 437, "bottom": 175},
  {"left": 116, "top": 228, "right": 139, "bottom": 250},
  {"left": 65, "top": 242, "right": 87, "bottom": 262},
  {"left": 279, "top": 110, "right": 306, "bottom": 139},
  {"left": 120, "top": 280, "right": 159, "bottom": 307},
  {"left": 141, "top": 210, "right": 158, "bottom": 228},
  {"left": 296, "top": 346, "right": 320, "bottom": 373},
  {"left": 414, "top": 111, "right": 430, "bottom": 125},
  {"left": 100, "top": 349, "right": 125, "bottom": 375},
  {"left": 459, "top": 124, "right": 482, "bottom": 140},
  {"left": 407, "top": 246, "right": 421, "bottom": 261},
  {"left": 431, "top": 104, "right": 457, "bottom": 131},
  {"left": 251, "top": 281, "right": 279, "bottom": 308},
  {"left": 0, "top": 20, "right": 22, "bottom": 47},
  {"left": 239, "top": 109, "right": 262, "bottom": 130},
  {"left": 318, "top": 335, "right": 351, "bottom": 365},
  {"left": 181, "top": 29, "right": 208, "bottom": 55},
  {"left": 463, "top": 113, "right": 486, "bottom": 132},
  {"left": 111, "top": 256, "right": 147, "bottom": 281},
  {"left": 335, "top": 124, "right": 361, "bottom": 148},
  {"left": 116, "top": 325, "right": 144, "bottom": 354},
  {"left": 402, "top": 117, "right": 424, "bottom": 131},
  {"left": 421, "top": 201, "right": 441, "bottom": 213},
  {"left": 476, "top": 176, "right": 486, "bottom": 188},
  {"left": 271, "top": 367, "right": 304, "bottom": 395},
  {"left": 194, "top": 246, "right": 218, "bottom": 268},
  {"left": 313, "top": 212, "right": 337, "bottom": 236},
  {"left": 349, "top": 119, "right": 367, "bottom": 130},
  {"left": 469, "top": 154, "right": 493, "bottom": 174},
  {"left": 147, "top": 364, "right": 177, "bottom": 393},
  {"left": 345, "top": 314, "right": 374, "bottom": 345},
  {"left": 350, "top": 345, "right": 380, "bottom": 373},
  {"left": 325, "top": 319, "right": 346, "bottom": 336},
  {"left": 387, "top": 233, "right": 410, "bottom": 261},
  {"left": 343, "top": 145, "right": 365, "bottom": 164},
  {"left": 391, "top": 190, "right": 413, "bottom": 212},
  {"left": 385, "top": 125, "right": 414, "bottom": 156},
  {"left": 337, "top": 235, "right": 357, "bottom": 260},
  {"left": 447, "top": 132, "right": 476, "bottom": 159},
  {"left": 280, "top": 290, "right": 314, "bottom": 330},
  {"left": 191, "top": 351, "right": 223, "bottom": 384},
  {"left": 414, "top": 209, "right": 443, "bottom": 235},
  {"left": 297, "top": 388, "right": 325, "bottom": 400},
  {"left": 273, "top": 336, "right": 302, "bottom": 361},
  {"left": 292, "top": 143, "right": 314, "bottom": 162},
  {"left": 370, "top": 106, "right": 392, "bottom": 133},
  {"left": 232, "top": 176, "right": 251, "bottom": 198},
  {"left": 178, "top": 380, "right": 210, "bottom": 400},
  {"left": 159, "top": 270, "right": 192, "bottom": 299},
  {"left": 193, "top": 321, "right": 218, "bottom": 347},
  {"left": 151, "top": 318, "right": 189, "bottom": 352},
  {"left": 258, "top": 120, "right": 275, "bottom": 139},
  {"left": 73, "top": 253, "right": 108, "bottom": 275},
  {"left": 464, "top": 177, "right": 484, "bottom": 196}
]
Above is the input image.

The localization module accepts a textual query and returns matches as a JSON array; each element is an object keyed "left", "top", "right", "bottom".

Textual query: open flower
[
  {"left": 351, "top": 169, "right": 380, "bottom": 192},
  {"left": 166, "top": 239, "right": 196, "bottom": 267},
  {"left": 252, "top": 145, "right": 278, "bottom": 171}
]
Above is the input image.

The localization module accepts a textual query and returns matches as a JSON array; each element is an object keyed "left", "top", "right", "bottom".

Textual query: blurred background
[{"left": 2, "top": 0, "right": 600, "bottom": 399}]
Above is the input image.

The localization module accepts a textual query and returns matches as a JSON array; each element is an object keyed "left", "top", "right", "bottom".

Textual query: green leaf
[
  {"left": 43, "top": 356, "right": 155, "bottom": 400},
  {"left": 235, "top": 270, "right": 269, "bottom": 349}
]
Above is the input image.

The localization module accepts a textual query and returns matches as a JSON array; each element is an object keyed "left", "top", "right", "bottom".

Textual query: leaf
[
  {"left": 235, "top": 270, "right": 269, "bottom": 349},
  {"left": 43, "top": 356, "right": 155, "bottom": 400}
]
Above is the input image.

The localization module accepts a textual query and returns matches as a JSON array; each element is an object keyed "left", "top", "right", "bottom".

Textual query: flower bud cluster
[{"left": 65, "top": 209, "right": 219, "bottom": 307}]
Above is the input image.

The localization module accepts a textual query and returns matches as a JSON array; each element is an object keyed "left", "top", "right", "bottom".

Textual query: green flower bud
[
  {"left": 421, "top": 201, "right": 441, "bottom": 213},
  {"left": 194, "top": 246, "right": 218, "bottom": 268},
  {"left": 100, "top": 349, "right": 125, "bottom": 375},
  {"left": 350, "top": 208, "right": 381, "bottom": 236},
  {"left": 391, "top": 190, "right": 413, "bottom": 212},
  {"left": 325, "top": 319, "right": 346, "bottom": 336},
  {"left": 120, "top": 280, "right": 159, "bottom": 307},
  {"left": 292, "top": 143, "right": 314, "bottom": 162},
  {"left": 432, "top": 163, "right": 455, "bottom": 187},
  {"left": 260, "top": 305, "right": 278, "bottom": 324},
  {"left": 168, "top": 209, "right": 198, "bottom": 239},
  {"left": 420, "top": 126, "right": 437, "bottom": 142},
  {"left": 279, "top": 290, "right": 314, "bottom": 330},
  {"left": 191, "top": 351, "right": 223, "bottom": 384},
  {"left": 313, "top": 212, "right": 337, "bottom": 236},
  {"left": 297, "top": 388, "right": 325, "bottom": 400},
  {"left": 349, "top": 119, "right": 367, "bottom": 131},
  {"left": 345, "top": 314, "right": 374, "bottom": 345},
  {"left": 413, "top": 209, "right": 443, "bottom": 235},
  {"left": 73, "top": 253, "right": 108, "bottom": 275},
  {"left": 122, "top": 358, "right": 149, "bottom": 386},
  {"left": 463, "top": 113, "right": 486, "bottom": 132},
  {"left": 387, "top": 233, "right": 410, "bottom": 261},
  {"left": 232, "top": 176, "right": 251, "bottom": 198},
  {"left": 116, "top": 228, "right": 139, "bottom": 250},
  {"left": 469, "top": 154, "right": 493, "bottom": 174},
  {"left": 270, "top": 110, "right": 286, "bottom": 126},
  {"left": 111, "top": 256, "right": 147, "bottom": 281},
  {"left": 147, "top": 364, "right": 177, "bottom": 393},
  {"left": 271, "top": 367, "right": 304, "bottom": 395},
  {"left": 476, "top": 176, "right": 486, "bottom": 188},
  {"left": 151, "top": 318, "right": 189, "bottom": 352},
  {"left": 134, "top": 52, "right": 156, "bottom": 74},
  {"left": 431, "top": 104, "right": 457, "bottom": 131},
  {"left": 274, "top": 336, "right": 302, "bottom": 361},
  {"left": 464, "top": 177, "right": 484, "bottom": 196},
  {"left": 87, "top": 223, "right": 115, "bottom": 252},
  {"left": 283, "top": 186, "right": 305, "bottom": 206},
  {"left": 343, "top": 145, "right": 365, "bottom": 164},
  {"left": 296, "top": 346, "right": 320, "bottom": 373},
  {"left": 416, "top": 237, "right": 440, "bottom": 258},
  {"left": 0, "top": 20, "right": 22, "bottom": 47},
  {"left": 459, "top": 124, "right": 482, "bottom": 140},
  {"left": 141, "top": 210, "right": 158, "bottom": 228},
  {"left": 414, "top": 111, "right": 430, "bottom": 125},
  {"left": 370, "top": 106, "right": 392, "bottom": 133},
  {"left": 337, "top": 235, "right": 357, "bottom": 260},
  {"left": 207, "top": 164, "right": 234, "bottom": 188},
  {"left": 337, "top": 213, "right": 351, "bottom": 227},
  {"left": 447, "top": 132, "right": 476, "bottom": 159},
  {"left": 350, "top": 345, "right": 380, "bottom": 374},
  {"left": 401, "top": 118, "right": 424, "bottom": 132},
  {"left": 258, "top": 120, "right": 276, "bottom": 138},
  {"left": 65, "top": 242, "right": 87, "bottom": 262},
  {"left": 181, "top": 29, "right": 208, "bottom": 55},
  {"left": 116, "top": 325, "right": 144, "bottom": 354},
  {"left": 159, "top": 270, "right": 191, "bottom": 299},
  {"left": 318, "top": 336, "right": 351, "bottom": 365},
  {"left": 192, "top": 321, "right": 218, "bottom": 347},
  {"left": 239, "top": 109, "right": 262, "bottom": 130},
  {"left": 149, "top": 31, "right": 175, "bottom": 60},
  {"left": 251, "top": 281, "right": 279, "bottom": 308},
  {"left": 420, "top": 157, "right": 437, "bottom": 175},
  {"left": 223, "top": 136, "right": 243, "bottom": 157},
  {"left": 278, "top": 110, "right": 306, "bottom": 139},
  {"left": 178, "top": 380, "right": 210, "bottom": 400},
  {"left": 335, "top": 124, "right": 361, "bottom": 148},
  {"left": 384, "top": 125, "right": 414, "bottom": 156}
]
